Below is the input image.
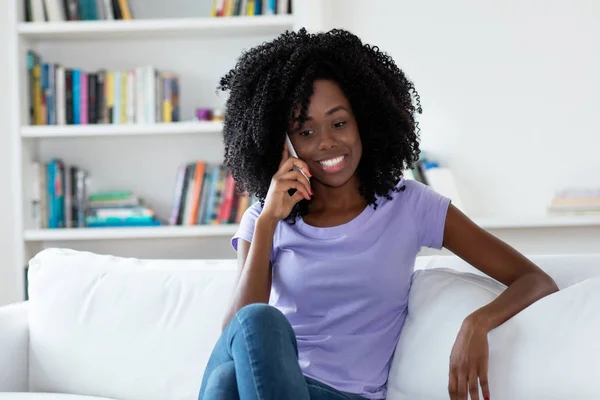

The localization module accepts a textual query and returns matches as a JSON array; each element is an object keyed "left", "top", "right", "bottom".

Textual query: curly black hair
[{"left": 218, "top": 28, "right": 423, "bottom": 222}]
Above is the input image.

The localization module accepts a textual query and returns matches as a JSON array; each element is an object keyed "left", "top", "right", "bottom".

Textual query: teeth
[{"left": 320, "top": 156, "right": 345, "bottom": 167}]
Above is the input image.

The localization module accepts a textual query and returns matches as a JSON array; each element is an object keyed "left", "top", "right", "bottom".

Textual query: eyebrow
[
  {"left": 289, "top": 105, "right": 349, "bottom": 132},
  {"left": 301, "top": 105, "right": 348, "bottom": 122}
]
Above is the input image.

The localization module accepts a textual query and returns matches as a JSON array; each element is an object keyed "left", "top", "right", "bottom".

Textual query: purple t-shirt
[{"left": 232, "top": 178, "right": 451, "bottom": 399}]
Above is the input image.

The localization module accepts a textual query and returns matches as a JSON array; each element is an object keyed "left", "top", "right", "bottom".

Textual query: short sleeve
[
  {"left": 231, "top": 202, "right": 263, "bottom": 252},
  {"left": 407, "top": 180, "right": 451, "bottom": 249}
]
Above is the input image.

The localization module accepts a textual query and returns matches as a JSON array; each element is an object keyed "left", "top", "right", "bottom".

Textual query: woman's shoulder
[
  {"left": 378, "top": 177, "right": 429, "bottom": 205},
  {"left": 243, "top": 200, "right": 264, "bottom": 221}
]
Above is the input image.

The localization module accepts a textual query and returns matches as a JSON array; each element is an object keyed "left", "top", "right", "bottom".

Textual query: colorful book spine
[
  {"left": 72, "top": 69, "right": 81, "bottom": 124},
  {"left": 80, "top": 72, "right": 88, "bottom": 125}
]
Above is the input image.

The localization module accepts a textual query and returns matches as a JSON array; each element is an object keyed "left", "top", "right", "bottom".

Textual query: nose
[{"left": 317, "top": 127, "right": 338, "bottom": 151}]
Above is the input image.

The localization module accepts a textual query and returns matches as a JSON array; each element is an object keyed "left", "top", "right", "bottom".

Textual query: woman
[{"left": 198, "top": 28, "right": 558, "bottom": 400}]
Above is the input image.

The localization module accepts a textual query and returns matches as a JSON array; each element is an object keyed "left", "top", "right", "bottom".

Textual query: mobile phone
[
  {"left": 285, "top": 134, "right": 310, "bottom": 182},
  {"left": 285, "top": 134, "right": 299, "bottom": 159}
]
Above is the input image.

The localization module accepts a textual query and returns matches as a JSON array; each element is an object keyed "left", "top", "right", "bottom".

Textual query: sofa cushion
[
  {"left": 27, "top": 248, "right": 238, "bottom": 400},
  {"left": 414, "top": 254, "right": 600, "bottom": 289},
  {"left": 386, "top": 267, "right": 600, "bottom": 399}
]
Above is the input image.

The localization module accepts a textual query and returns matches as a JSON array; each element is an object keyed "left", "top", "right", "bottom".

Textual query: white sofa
[{"left": 1, "top": 248, "right": 599, "bottom": 400}]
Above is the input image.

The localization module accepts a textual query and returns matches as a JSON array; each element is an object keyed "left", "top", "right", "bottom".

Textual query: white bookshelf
[
  {"left": 7, "top": 0, "right": 317, "bottom": 301},
  {"left": 17, "top": 15, "right": 295, "bottom": 40},
  {"left": 21, "top": 215, "right": 600, "bottom": 243},
  {"left": 23, "top": 224, "right": 239, "bottom": 241},
  {"left": 476, "top": 215, "right": 600, "bottom": 230},
  {"left": 21, "top": 120, "right": 224, "bottom": 138}
]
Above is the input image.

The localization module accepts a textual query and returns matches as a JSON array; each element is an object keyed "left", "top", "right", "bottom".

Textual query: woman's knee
[{"left": 235, "top": 304, "right": 292, "bottom": 334}]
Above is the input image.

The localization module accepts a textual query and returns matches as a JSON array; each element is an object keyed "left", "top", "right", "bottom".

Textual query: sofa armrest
[{"left": 0, "top": 302, "right": 29, "bottom": 391}]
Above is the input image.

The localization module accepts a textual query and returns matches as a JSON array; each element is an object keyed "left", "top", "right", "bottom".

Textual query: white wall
[
  {"left": 0, "top": 1, "right": 18, "bottom": 305},
  {"left": 321, "top": 0, "right": 600, "bottom": 219}
]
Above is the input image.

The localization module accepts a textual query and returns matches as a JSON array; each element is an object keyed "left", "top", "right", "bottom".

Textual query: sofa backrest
[
  {"left": 27, "top": 248, "right": 600, "bottom": 400},
  {"left": 27, "top": 248, "right": 238, "bottom": 400},
  {"left": 392, "top": 253, "right": 600, "bottom": 399}
]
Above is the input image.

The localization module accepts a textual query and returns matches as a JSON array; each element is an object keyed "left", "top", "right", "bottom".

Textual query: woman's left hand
[{"left": 448, "top": 315, "right": 491, "bottom": 400}]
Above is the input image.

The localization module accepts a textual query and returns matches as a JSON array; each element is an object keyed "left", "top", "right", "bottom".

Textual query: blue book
[
  {"left": 72, "top": 69, "right": 80, "bottom": 124},
  {"left": 255, "top": 0, "right": 262, "bottom": 15},
  {"left": 202, "top": 167, "right": 221, "bottom": 225},
  {"left": 87, "top": 219, "right": 161, "bottom": 228},
  {"left": 46, "top": 160, "right": 56, "bottom": 228}
]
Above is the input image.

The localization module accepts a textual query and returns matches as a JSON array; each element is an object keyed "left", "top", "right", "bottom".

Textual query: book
[
  {"left": 25, "top": 54, "right": 181, "bottom": 126},
  {"left": 170, "top": 161, "right": 255, "bottom": 226},
  {"left": 26, "top": 0, "right": 132, "bottom": 21}
]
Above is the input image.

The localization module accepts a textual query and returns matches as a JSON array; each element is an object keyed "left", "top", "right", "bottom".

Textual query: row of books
[
  {"left": 25, "top": 0, "right": 133, "bottom": 22},
  {"left": 170, "top": 161, "right": 256, "bottom": 226},
  {"left": 211, "top": 0, "right": 291, "bottom": 17},
  {"left": 548, "top": 188, "right": 600, "bottom": 215},
  {"left": 31, "top": 159, "right": 89, "bottom": 229},
  {"left": 30, "top": 158, "right": 257, "bottom": 229},
  {"left": 31, "top": 159, "right": 162, "bottom": 228},
  {"left": 27, "top": 51, "right": 180, "bottom": 126}
]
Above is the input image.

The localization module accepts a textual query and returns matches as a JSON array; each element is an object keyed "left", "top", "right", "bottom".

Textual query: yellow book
[
  {"left": 117, "top": 0, "right": 132, "bottom": 20},
  {"left": 162, "top": 73, "right": 173, "bottom": 123},
  {"left": 211, "top": 0, "right": 219, "bottom": 16},
  {"left": 225, "top": 0, "right": 234, "bottom": 16},
  {"left": 33, "top": 64, "right": 43, "bottom": 125},
  {"left": 106, "top": 72, "right": 114, "bottom": 122},
  {"left": 247, "top": 0, "right": 255, "bottom": 15}
]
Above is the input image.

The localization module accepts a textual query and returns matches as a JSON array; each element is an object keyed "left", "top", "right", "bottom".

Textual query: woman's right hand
[{"left": 260, "top": 146, "right": 313, "bottom": 222}]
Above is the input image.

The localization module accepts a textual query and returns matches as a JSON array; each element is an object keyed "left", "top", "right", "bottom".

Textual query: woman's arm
[
  {"left": 221, "top": 215, "right": 278, "bottom": 330},
  {"left": 443, "top": 204, "right": 559, "bottom": 330},
  {"left": 442, "top": 204, "right": 559, "bottom": 400}
]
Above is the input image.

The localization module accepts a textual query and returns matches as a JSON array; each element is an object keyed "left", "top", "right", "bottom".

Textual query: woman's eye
[
  {"left": 333, "top": 121, "right": 347, "bottom": 128},
  {"left": 299, "top": 129, "right": 314, "bottom": 137}
]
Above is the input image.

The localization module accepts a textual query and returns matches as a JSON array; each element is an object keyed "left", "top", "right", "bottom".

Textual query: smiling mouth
[
  {"left": 319, "top": 155, "right": 345, "bottom": 167},
  {"left": 318, "top": 155, "right": 347, "bottom": 173}
]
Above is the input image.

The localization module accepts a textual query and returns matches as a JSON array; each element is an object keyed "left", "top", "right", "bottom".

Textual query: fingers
[
  {"left": 278, "top": 179, "right": 311, "bottom": 201},
  {"left": 450, "top": 367, "right": 490, "bottom": 400},
  {"left": 449, "top": 369, "right": 468, "bottom": 400},
  {"left": 290, "top": 189, "right": 307, "bottom": 205},
  {"left": 469, "top": 370, "right": 480, "bottom": 400},
  {"left": 279, "top": 170, "right": 312, "bottom": 196},
  {"left": 448, "top": 371, "right": 458, "bottom": 400},
  {"left": 280, "top": 155, "right": 311, "bottom": 178},
  {"left": 479, "top": 362, "right": 491, "bottom": 400},
  {"left": 457, "top": 374, "right": 468, "bottom": 400}
]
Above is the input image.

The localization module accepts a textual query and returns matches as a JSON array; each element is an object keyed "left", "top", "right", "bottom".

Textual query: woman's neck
[{"left": 309, "top": 175, "right": 366, "bottom": 214}]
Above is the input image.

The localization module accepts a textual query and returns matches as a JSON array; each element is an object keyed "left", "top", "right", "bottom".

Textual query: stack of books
[
  {"left": 548, "top": 188, "right": 600, "bottom": 216},
  {"left": 27, "top": 51, "right": 180, "bottom": 126},
  {"left": 211, "top": 0, "right": 291, "bottom": 17},
  {"left": 86, "top": 191, "right": 160, "bottom": 227},
  {"left": 25, "top": 0, "right": 133, "bottom": 22},
  {"left": 170, "top": 161, "right": 256, "bottom": 226}
]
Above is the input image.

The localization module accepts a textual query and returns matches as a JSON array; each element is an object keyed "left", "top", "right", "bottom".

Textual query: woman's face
[{"left": 288, "top": 79, "right": 362, "bottom": 189}]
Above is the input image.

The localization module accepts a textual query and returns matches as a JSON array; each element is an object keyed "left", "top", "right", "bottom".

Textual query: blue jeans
[{"left": 198, "top": 304, "right": 367, "bottom": 400}]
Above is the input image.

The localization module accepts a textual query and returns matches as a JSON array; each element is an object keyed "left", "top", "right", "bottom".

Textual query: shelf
[
  {"left": 23, "top": 215, "right": 600, "bottom": 242},
  {"left": 17, "top": 15, "right": 295, "bottom": 41},
  {"left": 20, "top": 121, "right": 224, "bottom": 138},
  {"left": 23, "top": 224, "right": 240, "bottom": 241},
  {"left": 475, "top": 215, "right": 600, "bottom": 230}
]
